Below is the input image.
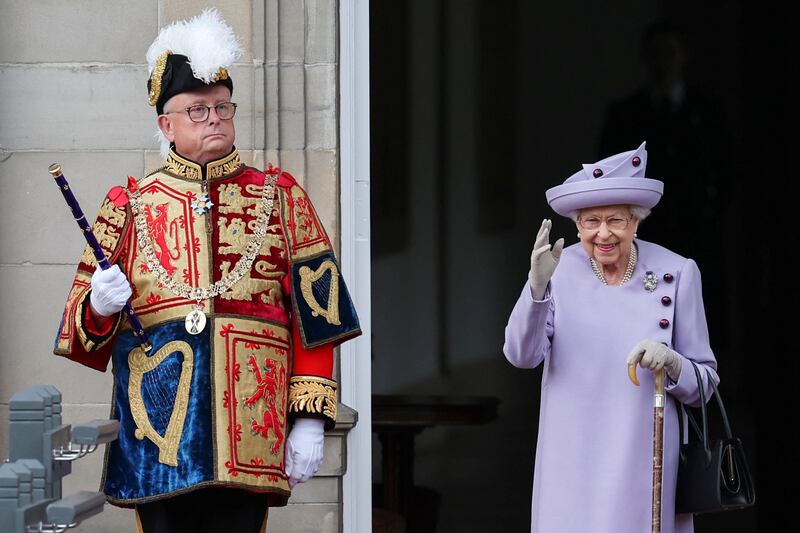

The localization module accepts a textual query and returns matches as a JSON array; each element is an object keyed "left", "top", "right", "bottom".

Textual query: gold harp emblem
[
  {"left": 299, "top": 260, "right": 341, "bottom": 325},
  {"left": 128, "top": 341, "right": 194, "bottom": 466}
]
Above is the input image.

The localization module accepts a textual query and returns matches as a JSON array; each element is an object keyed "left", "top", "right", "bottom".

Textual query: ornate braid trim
[
  {"left": 148, "top": 51, "right": 171, "bottom": 106},
  {"left": 208, "top": 149, "right": 241, "bottom": 179},
  {"left": 164, "top": 149, "right": 242, "bottom": 180},
  {"left": 212, "top": 67, "right": 229, "bottom": 83},
  {"left": 288, "top": 376, "right": 337, "bottom": 422}
]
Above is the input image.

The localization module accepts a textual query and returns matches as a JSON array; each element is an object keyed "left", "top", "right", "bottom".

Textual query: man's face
[{"left": 157, "top": 83, "right": 236, "bottom": 165}]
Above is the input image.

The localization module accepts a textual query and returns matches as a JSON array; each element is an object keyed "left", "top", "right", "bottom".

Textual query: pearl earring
[
  {"left": 634, "top": 233, "right": 638, "bottom": 238},
  {"left": 577, "top": 233, "right": 581, "bottom": 239}
]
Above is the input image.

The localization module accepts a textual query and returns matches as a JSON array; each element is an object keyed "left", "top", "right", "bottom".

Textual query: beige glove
[
  {"left": 529, "top": 219, "right": 564, "bottom": 300},
  {"left": 626, "top": 340, "right": 683, "bottom": 381}
]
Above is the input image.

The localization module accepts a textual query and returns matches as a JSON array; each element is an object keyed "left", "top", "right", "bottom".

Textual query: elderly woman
[{"left": 503, "top": 142, "right": 718, "bottom": 533}]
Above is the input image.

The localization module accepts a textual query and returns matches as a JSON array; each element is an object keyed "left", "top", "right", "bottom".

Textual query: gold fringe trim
[{"left": 288, "top": 376, "right": 337, "bottom": 422}]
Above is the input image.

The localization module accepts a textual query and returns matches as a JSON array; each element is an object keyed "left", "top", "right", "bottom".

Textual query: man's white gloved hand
[
  {"left": 627, "top": 340, "right": 683, "bottom": 381},
  {"left": 285, "top": 418, "right": 325, "bottom": 488},
  {"left": 529, "top": 219, "right": 564, "bottom": 300},
  {"left": 89, "top": 265, "right": 132, "bottom": 317}
]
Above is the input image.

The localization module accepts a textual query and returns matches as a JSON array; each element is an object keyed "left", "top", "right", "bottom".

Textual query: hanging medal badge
[{"left": 185, "top": 303, "right": 207, "bottom": 334}]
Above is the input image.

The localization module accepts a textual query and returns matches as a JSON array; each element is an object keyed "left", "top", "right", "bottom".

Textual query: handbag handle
[{"left": 677, "top": 361, "right": 732, "bottom": 462}]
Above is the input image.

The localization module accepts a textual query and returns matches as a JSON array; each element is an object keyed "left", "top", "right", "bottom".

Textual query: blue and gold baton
[{"left": 48, "top": 163, "right": 152, "bottom": 352}]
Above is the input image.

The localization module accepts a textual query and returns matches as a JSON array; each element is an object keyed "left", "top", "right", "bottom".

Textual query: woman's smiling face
[{"left": 576, "top": 204, "right": 640, "bottom": 268}]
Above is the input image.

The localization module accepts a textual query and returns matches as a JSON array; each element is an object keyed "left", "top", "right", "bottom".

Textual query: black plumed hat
[{"left": 146, "top": 8, "right": 243, "bottom": 114}]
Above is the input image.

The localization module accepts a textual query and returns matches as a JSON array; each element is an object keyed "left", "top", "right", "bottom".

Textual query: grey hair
[
  {"left": 155, "top": 96, "right": 177, "bottom": 159},
  {"left": 569, "top": 205, "right": 652, "bottom": 223},
  {"left": 155, "top": 129, "right": 171, "bottom": 159}
]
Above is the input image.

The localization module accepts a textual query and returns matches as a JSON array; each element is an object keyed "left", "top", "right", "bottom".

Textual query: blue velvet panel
[
  {"left": 103, "top": 321, "right": 213, "bottom": 501},
  {"left": 291, "top": 252, "right": 361, "bottom": 347}
]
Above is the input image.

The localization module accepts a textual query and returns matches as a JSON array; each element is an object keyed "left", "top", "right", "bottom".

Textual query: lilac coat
[{"left": 504, "top": 240, "right": 718, "bottom": 533}]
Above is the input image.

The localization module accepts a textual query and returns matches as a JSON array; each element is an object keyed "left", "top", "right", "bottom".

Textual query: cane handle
[{"left": 627, "top": 363, "right": 640, "bottom": 386}]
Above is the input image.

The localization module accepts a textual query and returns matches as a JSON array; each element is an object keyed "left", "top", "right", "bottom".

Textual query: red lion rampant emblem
[
  {"left": 145, "top": 202, "right": 181, "bottom": 275},
  {"left": 244, "top": 354, "right": 287, "bottom": 455}
]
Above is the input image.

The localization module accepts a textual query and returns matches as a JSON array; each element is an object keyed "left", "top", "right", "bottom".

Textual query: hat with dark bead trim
[
  {"left": 146, "top": 8, "right": 243, "bottom": 115},
  {"left": 545, "top": 141, "right": 664, "bottom": 216}
]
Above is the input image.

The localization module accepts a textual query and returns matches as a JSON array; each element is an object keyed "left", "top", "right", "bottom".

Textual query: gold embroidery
[
  {"left": 255, "top": 259, "right": 281, "bottom": 276},
  {"left": 278, "top": 186, "right": 329, "bottom": 261},
  {"left": 257, "top": 223, "right": 286, "bottom": 255},
  {"left": 218, "top": 260, "right": 280, "bottom": 302},
  {"left": 56, "top": 277, "right": 89, "bottom": 354},
  {"left": 148, "top": 51, "right": 171, "bottom": 106},
  {"left": 218, "top": 218, "right": 283, "bottom": 257},
  {"left": 218, "top": 184, "right": 258, "bottom": 214},
  {"left": 79, "top": 200, "right": 127, "bottom": 266},
  {"left": 299, "top": 260, "right": 341, "bottom": 325},
  {"left": 212, "top": 66, "right": 229, "bottom": 83},
  {"left": 259, "top": 286, "right": 283, "bottom": 308},
  {"left": 218, "top": 217, "right": 249, "bottom": 255},
  {"left": 164, "top": 149, "right": 241, "bottom": 180},
  {"left": 164, "top": 155, "right": 201, "bottom": 180},
  {"left": 94, "top": 222, "right": 121, "bottom": 250},
  {"left": 207, "top": 150, "right": 241, "bottom": 179},
  {"left": 288, "top": 376, "right": 337, "bottom": 421},
  {"left": 80, "top": 244, "right": 97, "bottom": 267},
  {"left": 243, "top": 354, "right": 287, "bottom": 457},
  {"left": 213, "top": 318, "right": 291, "bottom": 486},
  {"left": 99, "top": 199, "right": 127, "bottom": 228},
  {"left": 128, "top": 341, "right": 194, "bottom": 466}
]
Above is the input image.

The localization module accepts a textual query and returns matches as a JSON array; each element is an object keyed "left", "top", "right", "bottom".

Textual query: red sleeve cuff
[{"left": 82, "top": 295, "right": 117, "bottom": 337}]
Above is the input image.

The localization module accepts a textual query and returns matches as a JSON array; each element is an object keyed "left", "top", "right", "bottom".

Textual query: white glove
[
  {"left": 89, "top": 265, "right": 132, "bottom": 317},
  {"left": 529, "top": 219, "right": 564, "bottom": 300},
  {"left": 627, "top": 340, "right": 683, "bottom": 381},
  {"left": 285, "top": 418, "right": 325, "bottom": 488}
]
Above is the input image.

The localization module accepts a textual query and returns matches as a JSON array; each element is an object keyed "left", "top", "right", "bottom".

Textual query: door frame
[{"left": 339, "top": 1, "right": 372, "bottom": 531}]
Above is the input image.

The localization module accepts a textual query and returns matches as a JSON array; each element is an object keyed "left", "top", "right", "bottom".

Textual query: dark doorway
[{"left": 369, "top": 1, "right": 792, "bottom": 531}]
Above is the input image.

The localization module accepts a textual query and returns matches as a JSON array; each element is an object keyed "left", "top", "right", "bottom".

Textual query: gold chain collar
[{"left": 128, "top": 172, "right": 278, "bottom": 304}]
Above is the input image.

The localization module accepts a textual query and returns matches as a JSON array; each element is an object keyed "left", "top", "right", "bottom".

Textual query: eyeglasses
[
  {"left": 167, "top": 102, "right": 238, "bottom": 123},
  {"left": 578, "top": 215, "right": 631, "bottom": 231}
]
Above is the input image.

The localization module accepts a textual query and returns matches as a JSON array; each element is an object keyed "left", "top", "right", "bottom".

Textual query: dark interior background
[{"left": 370, "top": 1, "right": 797, "bottom": 531}]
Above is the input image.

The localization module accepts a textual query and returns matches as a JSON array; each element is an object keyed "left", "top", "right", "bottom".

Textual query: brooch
[
  {"left": 191, "top": 193, "right": 214, "bottom": 216},
  {"left": 643, "top": 271, "right": 658, "bottom": 292}
]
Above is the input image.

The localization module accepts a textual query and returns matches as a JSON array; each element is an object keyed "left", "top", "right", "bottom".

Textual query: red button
[
  {"left": 661, "top": 296, "right": 672, "bottom": 306},
  {"left": 663, "top": 273, "right": 674, "bottom": 283},
  {"left": 659, "top": 319, "right": 670, "bottom": 329},
  {"left": 632, "top": 156, "right": 641, "bottom": 167},
  {"left": 593, "top": 168, "right": 603, "bottom": 177}
]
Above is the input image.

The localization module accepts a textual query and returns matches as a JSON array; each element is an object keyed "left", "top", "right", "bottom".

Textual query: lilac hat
[{"left": 545, "top": 141, "right": 664, "bottom": 217}]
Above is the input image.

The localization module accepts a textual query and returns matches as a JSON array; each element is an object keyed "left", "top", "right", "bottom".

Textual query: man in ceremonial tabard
[{"left": 52, "top": 9, "right": 360, "bottom": 532}]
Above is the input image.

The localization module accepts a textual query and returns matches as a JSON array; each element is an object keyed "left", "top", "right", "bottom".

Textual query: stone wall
[{"left": 0, "top": 1, "right": 347, "bottom": 531}]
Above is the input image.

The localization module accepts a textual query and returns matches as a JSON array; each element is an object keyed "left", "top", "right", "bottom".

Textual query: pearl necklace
[
  {"left": 590, "top": 244, "right": 637, "bottom": 286},
  {"left": 128, "top": 173, "right": 278, "bottom": 334}
]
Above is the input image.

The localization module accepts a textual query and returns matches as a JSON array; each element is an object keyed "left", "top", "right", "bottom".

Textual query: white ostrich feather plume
[{"left": 146, "top": 8, "right": 243, "bottom": 82}]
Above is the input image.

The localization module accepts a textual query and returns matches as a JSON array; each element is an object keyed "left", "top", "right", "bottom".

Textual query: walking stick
[
  {"left": 629, "top": 364, "right": 666, "bottom": 533},
  {"left": 48, "top": 163, "right": 152, "bottom": 353}
]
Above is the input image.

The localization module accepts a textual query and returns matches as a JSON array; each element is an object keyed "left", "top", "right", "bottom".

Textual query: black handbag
[{"left": 674, "top": 361, "right": 756, "bottom": 514}]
